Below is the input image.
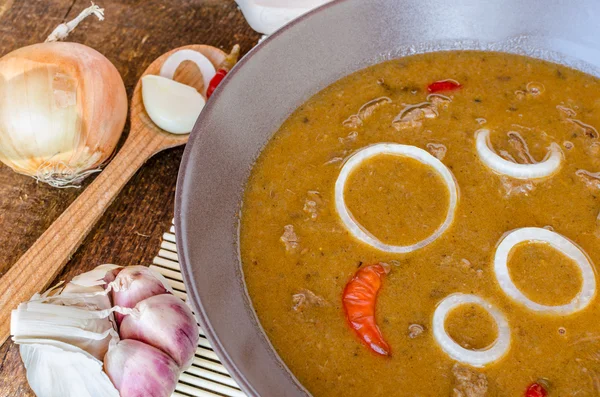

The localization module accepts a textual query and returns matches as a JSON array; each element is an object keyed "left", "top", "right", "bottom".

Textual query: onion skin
[
  {"left": 0, "top": 42, "right": 127, "bottom": 186},
  {"left": 119, "top": 294, "right": 199, "bottom": 369},
  {"left": 61, "top": 282, "right": 112, "bottom": 312},
  {"left": 111, "top": 266, "right": 170, "bottom": 324},
  {"left": 104, "top": 339, "right": 180, "bottom": 397}
]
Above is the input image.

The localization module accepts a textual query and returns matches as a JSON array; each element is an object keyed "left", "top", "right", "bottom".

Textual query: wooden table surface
[{"left": 0, "top": 1, "right": 259, "bottom": 395}]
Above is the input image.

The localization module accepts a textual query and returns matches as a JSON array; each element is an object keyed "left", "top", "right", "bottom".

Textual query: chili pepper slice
[
  {"left": 342, "top": 263, "right": 390, "bottom": 356},
  {"left": 206, "top": 70, "right": 227, "bottom": 98},
  {"left": 427, "top": 79, "right": 461, "bottom": 93},
  {"left": 525, "top": 382, "right": 548, "bottom": 397},
  {"left": 206, "top": 44, "right": 241, "bottom": 98}
]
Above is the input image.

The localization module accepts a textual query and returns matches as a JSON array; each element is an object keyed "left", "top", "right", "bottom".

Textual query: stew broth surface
[{"left": 240, "top": 51, "right": 600, "bottom": 396}]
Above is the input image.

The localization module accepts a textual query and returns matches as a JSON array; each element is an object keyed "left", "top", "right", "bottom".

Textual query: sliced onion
[
  {"left": 334, "top": 143, "right": 459, "bottom": 253},
  {"left": 494, "top": 227, "right": 596, "bottom": 315},
  {"left": 159, "top": 49, "right": 217, "bottom": 96},
  {"left": 433, "top": 293, "right": 511, "bottom": 368},
  {"left": 475, "top": 129, "right": 563, "bottom": 179}
]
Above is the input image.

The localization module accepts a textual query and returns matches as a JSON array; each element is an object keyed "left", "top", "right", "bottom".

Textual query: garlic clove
[
  {"left": 104, "top": 339, "right": 180, "bottom": 397},
  {"left": 20, "top": 339, "right": 119, "bottom": 397},
  {"left": 142, "top": 74, "right": 206, "bottom": 134},
  {"left": 119, "top": 294, "right": 199, "bottom": 369},
  {"left": 110, "top": 265, "right": 172, "bottom": 324}
]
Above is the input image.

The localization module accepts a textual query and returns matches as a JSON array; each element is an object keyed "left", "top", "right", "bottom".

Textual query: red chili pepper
[
  {"left": 342, "top": 263, "right": 390, "bottom": 356},
  {"left": 427, "top": 79, "right": 461, "bottom": 93},
  {"left": 525, "top": 382, "right": 548, "bottom": 397},
  {"left": 206, "top": 69, "right": 227, "bottom": 98},
  {"left": 206, "top": 44, "right": 241, "bottom": 98}
]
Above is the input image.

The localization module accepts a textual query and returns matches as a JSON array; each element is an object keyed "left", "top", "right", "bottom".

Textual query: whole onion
[
  {"left": 119, "top": 294, "right": 198, "bottom": 369},
  {"left": 104, "top": 339, "right": 180, "bottom": 397},
  {"left": 0, "top": 39, "right": 127, "bottom": 187}
]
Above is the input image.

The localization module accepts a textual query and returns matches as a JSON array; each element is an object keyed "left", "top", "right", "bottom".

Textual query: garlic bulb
[
  {"left": 0, "top": 33, "right": 127, "bottom": 187},
  {"left": 12, "top": 264, "right": 199, "bottom": 397},
  {"left": 19, "top": 339, "right": 119, "bottom": 397},
  {"left": 235, "top": 0, "right": 333, "bottom": 35}
]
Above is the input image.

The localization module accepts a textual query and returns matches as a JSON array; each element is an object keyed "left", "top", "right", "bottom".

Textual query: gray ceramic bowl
[{"left": 175, "top": 0, "right": 600, "bottom": 395}]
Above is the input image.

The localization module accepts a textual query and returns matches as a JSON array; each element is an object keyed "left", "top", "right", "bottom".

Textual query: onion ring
[
  {"left": 433, "top": 293, "right": 511, "bottom": 367},
  {"left": 334, "top": 143, "right": 458, "bottom": 253},
  {"left": 160, "top": 49, "right": 216, "bottom": 96},
  {"left": 475, "top": 129, "right": 563, "bottom": 179},
  {"left": 494, "top": 227, "right": 597, "bottom": 315}
]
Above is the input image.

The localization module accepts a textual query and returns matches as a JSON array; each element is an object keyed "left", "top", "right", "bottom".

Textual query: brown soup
[{"left": 240, "top": 51, "right": 600, "bottom": 396}]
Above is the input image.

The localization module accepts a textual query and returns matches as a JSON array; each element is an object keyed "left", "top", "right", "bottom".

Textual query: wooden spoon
[{"left": 0, "top": 45, "right": 226, "bottom": 344}]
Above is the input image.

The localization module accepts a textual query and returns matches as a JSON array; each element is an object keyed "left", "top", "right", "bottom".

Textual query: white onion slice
[
  {"left": 494, "top": 227, "right": 596, "bottom": 315},
  {"left": 475, "top": 129, "right": 563, "bottom": 179},
  {"left": 433, "top": 293, "right": 511, "bottom": 368},
  {"left": 334, "top": 143, "right": 458, "bottom": 253},
  {"left": 142, "top": 75, "right": 206, "bottom": 134},
  {"left": 159, "top": 49, "right": 216, "bottom": 96}
]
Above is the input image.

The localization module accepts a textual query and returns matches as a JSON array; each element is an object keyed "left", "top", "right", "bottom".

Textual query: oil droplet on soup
[{"left": 344, "top": 154, "right": 450, "bottom": 246}]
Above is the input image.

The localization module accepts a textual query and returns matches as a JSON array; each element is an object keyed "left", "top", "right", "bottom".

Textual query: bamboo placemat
[{"left": 151, "top": 221, "right": 245, "bottom": 397}]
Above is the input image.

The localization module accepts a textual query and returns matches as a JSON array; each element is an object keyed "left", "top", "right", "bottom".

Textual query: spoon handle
[{"left": 0, "top": 130, "right": 162, "bottom": 345}]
